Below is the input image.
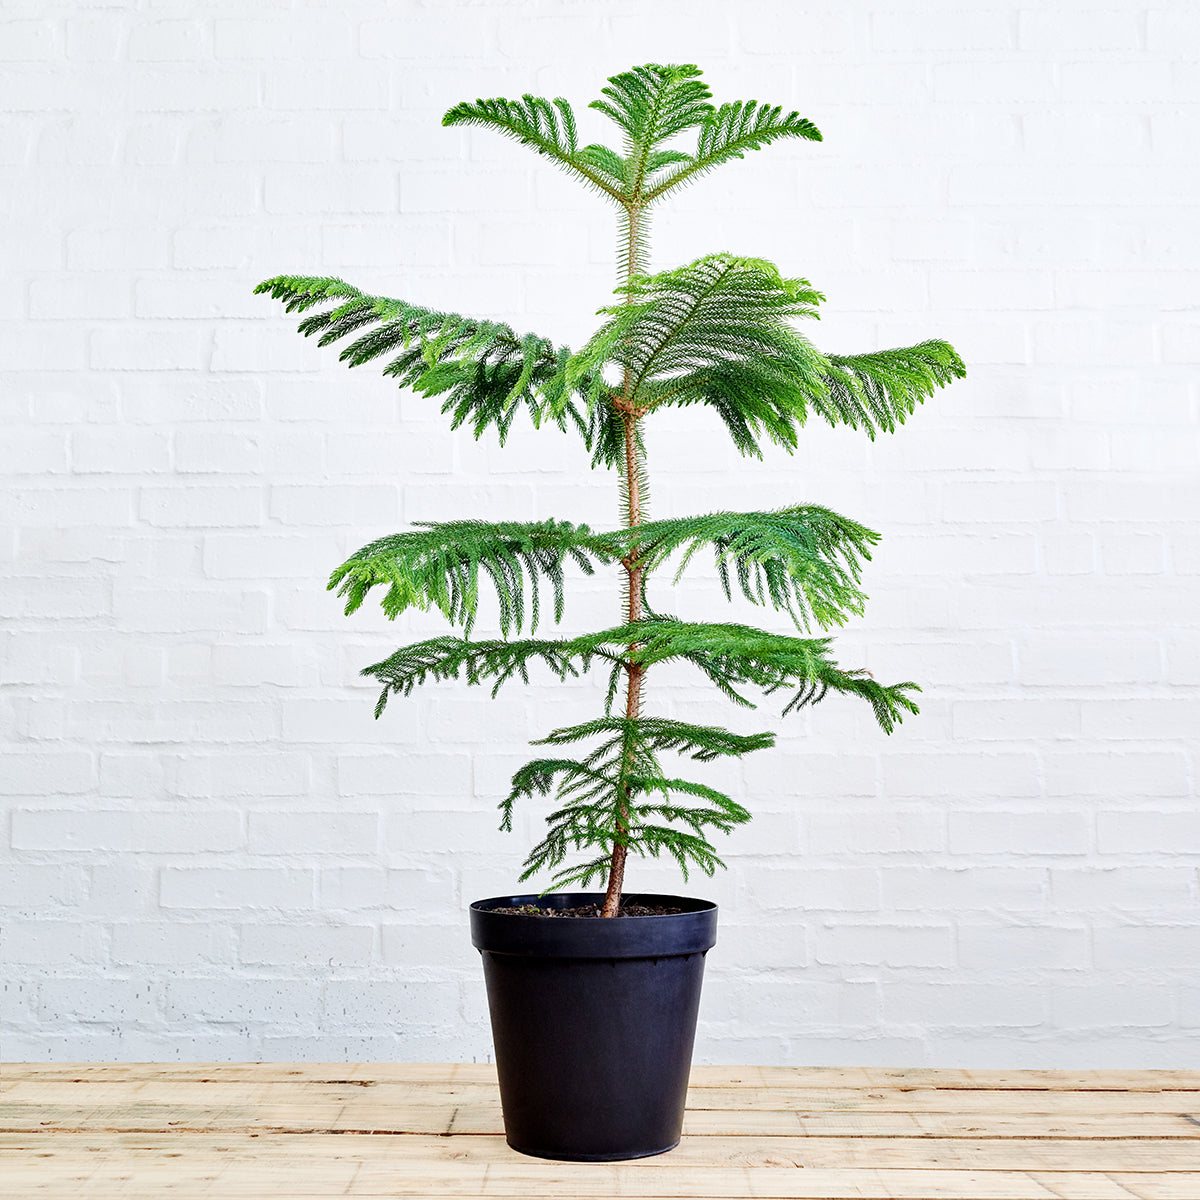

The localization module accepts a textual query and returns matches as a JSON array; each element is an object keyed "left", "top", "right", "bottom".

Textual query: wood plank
[
  {"left": 0, "top": 1156, "right": 1166, "bottom": 1200},
  {"left": 1106, "top": 1178, "right": 1200, "bottom": 1200},
  {"left": 7, "top": 1098, "right": 1200, "bottom": 1139},
  {"left": 10, "top": 1077, "right": 1200, "bottom": 1113},
  {"left": 7, "top": 1062, "right": 1199, "bottom": 1091},
  {"left": 3, "top": 1131, "right": 1197, "bottom": 1171},
  {"left": 2, "top": 1064, "right": 1195, "bottom": 1199},
  {"left": 685, "top": 1087, "right": 1200, "bottom": 1114}
]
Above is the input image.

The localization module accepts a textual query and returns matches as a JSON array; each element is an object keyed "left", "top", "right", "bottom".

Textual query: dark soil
[{"left": 492, "top": 902, "right": 684, "bottom": 918}]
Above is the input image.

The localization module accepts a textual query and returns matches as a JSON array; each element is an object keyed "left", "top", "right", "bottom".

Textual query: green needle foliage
[
  {"left": 328, "top": 506, "right": 876, "bottom": 637},
  {"left": 257, "top": 62, "right": 965, "bottom": 913},
  {"left": 363, "top": 621, "right": 920, "bottom": 732},
  {"left": 252, "top": 275, "right": 601, "bottom": 449},
  {"left": 328, "top": 520, "right": 604, "bottom": 637}
]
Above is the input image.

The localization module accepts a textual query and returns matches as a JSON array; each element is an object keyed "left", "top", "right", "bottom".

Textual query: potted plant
[{"left": 257, "top": 62, "right": 964, "bottom": 1162}]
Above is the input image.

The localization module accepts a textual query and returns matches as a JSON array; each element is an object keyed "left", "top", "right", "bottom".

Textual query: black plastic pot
[{"left": 469, "top": 891, "right": 718, "bottom": 1162}]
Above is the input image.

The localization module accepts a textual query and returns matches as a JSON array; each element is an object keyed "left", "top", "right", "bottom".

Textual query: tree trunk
[{"left": 601, "top": 204, "right": 647, "bottom": 918}]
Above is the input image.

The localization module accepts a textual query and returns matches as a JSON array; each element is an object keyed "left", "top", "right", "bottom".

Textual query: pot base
[{"left": 507, "top": 1137, "right": 680, "bottom": 1163}]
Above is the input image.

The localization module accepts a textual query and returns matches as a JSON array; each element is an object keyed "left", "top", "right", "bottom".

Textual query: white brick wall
[{"left": 1, "top": 0, "right": 1197, "bottom": 1068}]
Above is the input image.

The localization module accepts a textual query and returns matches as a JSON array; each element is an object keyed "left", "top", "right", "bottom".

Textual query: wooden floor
[{"left": 2, "top": 1063, "right": 1199, "bottom": 1198}]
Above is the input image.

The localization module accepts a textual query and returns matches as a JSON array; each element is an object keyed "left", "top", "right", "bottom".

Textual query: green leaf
[
  {"left": 620, "top": 618, "right": 922, "bottom": 732},
  {"left": 589, "top": 63, "right": 713, "bottom": 150},
  {"left": 645, "top": 101, "right": 822, "bottom": 200},
  {"left": 329, "top": 519, "right": 609, "bottom": 636},
  {"left": 611, "top": 505, "right": 879, "bottom": 630},
  {"left": 570, "top": 253, "right": 827, "bottom": 451},
  {"left": 443, "top": 94, "right": 625, "bottom": 198},
  {"left": 502, "top": 714, "right": 759, "bottom": 888},
  {"left": 330, "top": 506, "right": 878, "bottom": 641},
  {"left": 576, "top": 254, "right": 823, "bottom": 398},
  {"left": 254, "top": 275, "right": 608, "bottom": 450},
  {"left": 363, "top": 619, "right": 919, "bottom": 734},
  {"left": 822, "top": 341, "right": 967, "bottom": 438},
  {"left": 570, "top": 254, "right": 965, "bottom": 453},
  {"left": 362, "top": 633, "right": 622, "bottom": 716},
  {"left": 536, "top": 715, "right": 775, "bottom": 761}
]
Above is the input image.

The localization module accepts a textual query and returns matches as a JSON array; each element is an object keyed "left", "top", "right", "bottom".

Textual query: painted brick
[
  {"left": 815, "top": 923, "right": 955, "bottom": 969},
  {"left": 322, "top": 978, "right": 462, "bottom": 1028},
  {"left": 1094, "top": 925, "right": 1200, "bottom": 970},
  {"left": 2, "top": 922, "right": 106, "bottom": 965},
  {"left": 247, "top": 811, "right": 379, "bottom": 856},
  {"left": 883, "top": 867, "right": 1049, "bottom": 913},
  {"left": 807, "top": 812, "right": 946, "bottom": 856},
  {"left": 66, "top": 228, "right": 171, "bottom": 270},
  {"left": 381, "top": 922, "right": 483, "bottom": 969},
  {"left": 0, "top": 751, "right": 97, "bottom": 796},
  {"left": 1098, "top": 533, "right": 1168, "bottom": 576},
  {"left": 958, "top": 925, "right": 1090, "bottom": 971},
  {"left": 239, "top": 922, "right": 374, "bottom": 967},
  {"left": 264, "top": 169, "right": 397, "bottom": 217},
  {"left": 172, "top": 751, "right": 311, "bottom": 799},
  {"left": 1081, "top": 700, "right": 1200, "bottom": 742},
  {"left": 210, "top": 324, "right": 326, "bottom": 373},
  {"left": 0, "top": 864, "right": 89, "bottom": 908},
  {"left": 213, "top": 17, "right": 353, "bottom": 61},
  {"left": 0, "top": 20, "right": 60, "bottom": 61},
  {"left": 1097, "top": 812, "right": 1200, "bottom": 856},
  {"left": 281, "top": 699, "right": 403, "bottom": 746},
  {"left": 872, "top": 10, "right": 1013, "bottom": 51},
  {"left": 164, "top": 977, "right": 322, "bottom": 1025},
  {"left": 173, "top": 223, "right": 321, "bottom": 270},
  {"left": 1042, "top": 752, "right": 1190, "bottom": 800},
  {"left": 202, "top": 534, "right": 339, "bottom": 580},
  {"left": 262, "top": 64, "right": 390, "bottom": 111},
  {"left": 161, "top": 868, "right": 315, "bottom": 910},
  {"left": 318, "top": 865, "right": 454, "bottom": 914},
  {"left": 12, "top": 810, "right": 243, "bottom": 853},
  {"left": 882, "top": 752, "right": 1038, "bottom": 800},
  {"left": 742, "top": 752, "right": 877, "bottom": 799},
  {"left": 707, "top": 978, "right": 879, "bottom": 1030},
  {"left": 948, "top": 811, "right": 1090, "bottom": 857},
  {"left": 953, "top": 699, "right": 1081, "bottom": 741},
  {"left": 338, "top": 752, "right": 472, "bottom": 798},
  {"left": 1052, "top": 985, "right": 1175, "bottom": 1031},
  {"left": 111, "top": 584, "right": 268, "bottom": 634},
  {"left": 744, "top": 866, "right": 881, "bottom": 914},
  {"left": 127, "top": 20, "right": 208, "bottom": 62},
  {"left": 139, "top": 485, "right": 262, "bottom": 528},
  {"left": 111, "top": 922, "right": 236, "bottom": 966},
  {"left": 268, "top": 484, "right": 398, "bottom": 527},
  {"left": 3, "top": 2, "right": 1198, "bottom": 1067},
  {"left": 72, "top": 429, "right": 171, "bottom": 474},
  {"left": 1019, "top": 9, "right": 1141, "bottom": 51},
  {"left": 131, "top": 68, "right": 260, "bottom": 113},
  {"left": 1051, "top": 868, "right": 1196, "bottom": 912},
  {"left": 38, "top": 977, "right": 159, "bottom": 1023},
  {"left": 99, "top": 753, "right": 167, "bottom": 798},
  {"left": 943, "top": 481, "right": 1059, "bottom": 524},
  {"left": 884, "top": 983, "right": 1047, "bottom": 1029},
  {"left": 1017, "top": 633, "right": 1162, "bottom": 686}
]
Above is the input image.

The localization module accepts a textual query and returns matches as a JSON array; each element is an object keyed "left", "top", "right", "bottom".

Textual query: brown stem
[
  {"left": 601, "top": 408, "right": 644, "bottom": 918},
  {"left": 601, "top": 203, "right": 646, "bottom": 919}
]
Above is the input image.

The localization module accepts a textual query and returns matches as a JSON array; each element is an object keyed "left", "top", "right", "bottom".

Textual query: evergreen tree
[{"left": 257, "top": 63, "right": 965, "bottom": 917}]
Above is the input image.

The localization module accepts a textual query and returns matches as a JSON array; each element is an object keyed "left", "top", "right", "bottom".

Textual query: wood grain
[{"left": 1, "top": 1062, "right": 1196, "bottom": 1198}]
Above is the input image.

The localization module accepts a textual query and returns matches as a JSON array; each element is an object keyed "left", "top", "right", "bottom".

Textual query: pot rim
[{"left": 470, "top": 891, "right": 718, "bottom": 958}]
